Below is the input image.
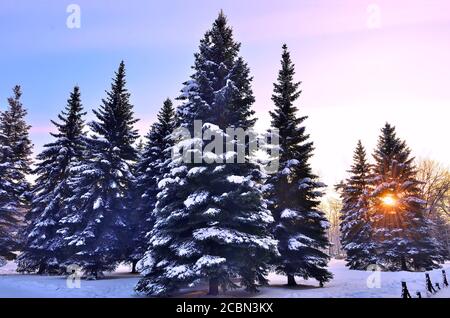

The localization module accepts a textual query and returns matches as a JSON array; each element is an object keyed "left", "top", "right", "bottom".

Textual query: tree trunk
[
  {"left": 88, "top": 268, "right": 100, "bottom": 280},
  {"left": 37, "top": 263, "right": 46, "bottom": 275},
  {"left": 287, "top": 274, "right": 297, "bottom": 286},
  {"left": 131, "top": 260, "right": 138, "bottom": 274},
  {"left": 208, "top": 278, "right": 219, "bottom": 296},
  {"left": 400, "top": 255, "right": 408, "bottom": 271}
]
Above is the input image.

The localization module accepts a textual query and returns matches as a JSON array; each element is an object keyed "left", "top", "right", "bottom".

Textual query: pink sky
[{"left": 243, "top": 0, "right": 450, "bottom": 188}]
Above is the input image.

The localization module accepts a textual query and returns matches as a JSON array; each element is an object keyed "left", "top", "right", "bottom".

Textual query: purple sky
[{"left": 0, "top": 0, "right": 449, "bottom": 188}]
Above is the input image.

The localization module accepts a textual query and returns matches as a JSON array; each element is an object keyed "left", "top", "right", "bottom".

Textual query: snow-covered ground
[
  {"left": 0, "top": 263, "right": 141, "bottom": 298},
  {"left": 434, "top": 287, "right": 450, "bottom": 298},
  {"left": 253, "top": 259, "right": 450, "bottom": 298},
  {"left": 0, "top": 259, "right": 449, "bottom": 298}
]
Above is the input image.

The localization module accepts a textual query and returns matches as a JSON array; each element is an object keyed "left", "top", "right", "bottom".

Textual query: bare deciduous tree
[
  {"left": 321, "top": 197, "right": 344, "bottom": 258},
  {"left": 416, "top": 159, "right": 450, "bottom": 216},
  {"left": 416, "top": 158, "right": 450, "bottom": 260}
]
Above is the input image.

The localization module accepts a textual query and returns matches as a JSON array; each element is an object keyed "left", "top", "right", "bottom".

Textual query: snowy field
[{"left": 1, "top": 259, "right": 449, "bottom": 298}]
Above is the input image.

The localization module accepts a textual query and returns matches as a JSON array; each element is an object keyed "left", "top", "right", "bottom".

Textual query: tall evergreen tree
[
  {"left": 265, "top": 45, "right": 331, "bottom": 286},
  {"left": 61, "top": 62, "right": 139, "bottom": 278},
  {"left": 0, "top": 86, "right": 32, "bottom": 265},
  {"left": 370, "top": 123, "right": 441, "bottom": 271},
  {"left": 136, "top": 12, "right": 277, "bottom": 296},
  {"left": 17, "top": 86, "right": 86, "bottom": 274},
  {"left": 338, "top": 140, "right": 376, "bottom": 270},
  {"left": 0, "top": 146, "right": 20, "bottom": 266},
  {"left": 128, "top": 98, "right": 176, "bottom": 273}
]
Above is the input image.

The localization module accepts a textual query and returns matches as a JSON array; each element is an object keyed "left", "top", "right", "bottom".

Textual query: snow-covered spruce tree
[
  {"left": 128, "top": 98, "right": 176, "bottom": 273},
  {"left": 61, "top": 62, "right": 139, "bottom": 279},
  {"left": 136, "top": 12, "right": 277, "bottom": 296},
  {"left": 0, "top": 86, "right": 33, "bottom": 265},
  {"left": 17, "top": 86, "right": 86, "bottom": 274},
  {"left": 0, "top": 155, "right": 20, "bottom": 266},
  {"left": 370, "top": 123, "right": 441, "bottom": 271},
  {"left": 264, "top": 44, "right": 331, "bottom": 286},
  {"left": 0, "top": 144, "right": 20, "bottom": 266},
  {"left": 338, "top": 140, "right": 376, "bottom": 270}
]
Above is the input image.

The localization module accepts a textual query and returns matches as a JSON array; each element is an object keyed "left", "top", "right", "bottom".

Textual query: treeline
[
  {"left": 0, "top": 12, "right": 446, "bottom": 297},
  {"left": 0, "top": 12, "right": 331, "bottom": 295}
]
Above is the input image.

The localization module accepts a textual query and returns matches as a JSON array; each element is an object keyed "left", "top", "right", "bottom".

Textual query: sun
[{"left": 381, "top": 194, "right": 397, "bottom": 207}]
